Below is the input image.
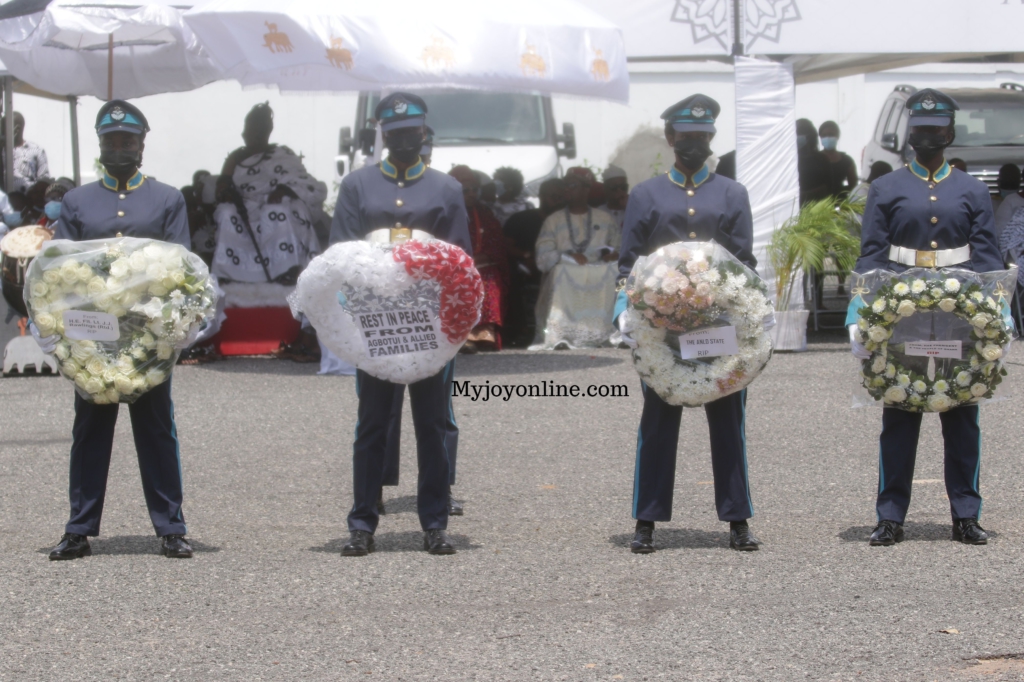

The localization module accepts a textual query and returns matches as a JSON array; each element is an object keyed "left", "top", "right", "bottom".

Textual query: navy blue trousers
[
  {"left": 633, "top": 386, "right": 753, "bottom": 523},
  {"left": 66, "top": 381, "right": 186, "bottom": 537},
  {"left": 348, "top": 361, "right": 454, "bottom": 533},
  {"left": 381, "top": 362, "right": 459, "bottom": 487},
  {"left": 877, "top": 405, "right": 982, "bottom": 524}
]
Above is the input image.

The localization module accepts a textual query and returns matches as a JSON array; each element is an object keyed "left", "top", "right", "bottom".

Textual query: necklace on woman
[{"left": 564, "top": 208, "right": 594, "bottom": 253}]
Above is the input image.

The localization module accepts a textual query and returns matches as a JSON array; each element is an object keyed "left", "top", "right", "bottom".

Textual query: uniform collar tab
[
  {"left": 909, "top": 158, "right": 951, "bottom": 184},
  {"left": 380, "top": 157, "right": 426, "bottom": 182},
  {"left": 101, "top": 169, "right": 145, "bottom": 192},
  {"left": 668, "top": 163, "right": 710, "bottom": 189}
]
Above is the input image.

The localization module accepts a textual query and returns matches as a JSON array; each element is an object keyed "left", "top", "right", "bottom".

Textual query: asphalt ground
[{"left": 2, "top": 330, "right": 1024, "bottom": 681}]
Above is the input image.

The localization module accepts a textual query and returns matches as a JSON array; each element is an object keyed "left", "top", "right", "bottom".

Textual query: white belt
[
  {"left": 889, "top": 244, "right": 970, "bottom": 268},
  {"left": 365, "top": 227, "right": 435, "bottom": 244}
]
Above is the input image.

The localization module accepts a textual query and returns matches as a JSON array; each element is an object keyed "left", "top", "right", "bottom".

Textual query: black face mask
[
  {"left": 100, "top": 149, "right": 142, "bottom": 176},
  {"left": 908, "top": 131, "right": 952, "bottom": 164},
  {"left": 674, "top": 138, "right": 712, "bottom": 170},
  {"left": 385, "top": 129, "right": 424, "bottom": 164}
]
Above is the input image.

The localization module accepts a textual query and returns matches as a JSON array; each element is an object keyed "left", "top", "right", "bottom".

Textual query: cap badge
[
  {"left": 921, "top": 96, "right": 936, "bottom": 111},
  {"left": 691, "top": 106, "right": 706, "bottom": 119},
  {"left": 394, "top": 100, "right": 408, "bottom": 115},
  {"left": 110, "top": 107, "right": 125, "bottom": 121}
]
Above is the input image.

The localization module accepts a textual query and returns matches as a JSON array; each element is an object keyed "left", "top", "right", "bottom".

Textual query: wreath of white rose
[
  {"left": 854, "top": 273, "right": 1011, "bottom": 412},
  {"left": 623, "top": 243, "right": 775, "bottom": 407}
]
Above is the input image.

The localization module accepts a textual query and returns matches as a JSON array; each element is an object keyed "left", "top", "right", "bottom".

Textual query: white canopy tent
[{"left": 582, "top": 0, "right": 1024, "bottom": 272}]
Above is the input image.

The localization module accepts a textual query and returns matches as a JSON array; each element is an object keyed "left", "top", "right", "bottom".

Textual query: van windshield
[
  {"left": 952, "top": 106, "right": 1024, "bottom": 147},
  {"left": 367, "top": 91, "right": 547, "bottom": 145}
]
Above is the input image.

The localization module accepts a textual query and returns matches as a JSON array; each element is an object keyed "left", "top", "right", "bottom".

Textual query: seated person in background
[
  {"left": 994, "top": 163, "right": 1024, "bottom": 239},
  {"left": 588, "top": 179, "right": 606, "bottom": 208},
  {"left": 212, "top": 102, "right": 326, "bottom": 284},
  {"left": 531, "top": 167, "right": 621, "bottom": 349},
  {"left": 796, "top": 118, "right": 831, "bottom": 205},
  {"left": 818, "top": 120, "right": 858, "bottom": 199},
  {"left": 503, "top": 178, "right": 566, "bottom": 347},
  {"left": 948, "top": 157, "right": 968, "bottom": 173},
  {"left": 184, "top": 173, "right": 218, "bottom": 265},
  {"left": 601, "top": 165, "right": 629, "bottom": 227},
  {"left": 490, "top": 166, "right": 532, "bottom": 227},
  {"left": 449, "top": 166, "right": 509, "bottom": 352}
]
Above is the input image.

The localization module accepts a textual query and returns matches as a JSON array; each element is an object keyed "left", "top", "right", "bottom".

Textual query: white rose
[
  {"left": 871, "top": 356, "right": 886, "bottom": 373},
  {"left": 970, "top": 383, "right": 988, "bottom": 397},
  {"left": 83, "top": 377, "right": 105, "bottom": 395},
  {"left": 114, "top": 374, "right": 135, "bottom": 394},
  {"left": 148, "top": 284, "right": 169, "bottom": 297},
  {"left": 956, "top": 371, "right": 973, "bottom": 387},
  {"left": 70, "top": 343, "right": 93, "bottom": 363},
  {"left": 131, "top": 376, "right": 147, "bottom": 392},
  {"left": 884, "top": 386, "right": 907, "bottom": 403},
  {"left": 30, "top": 281, "right": 49, "bottom": 297},
  {"left": 77, "top": 264, "right": 93, "bottom": 281},
  {"left": 34, "top": 312, "right": 56, "bottom": 335},
  {"left": 140, "top": 333, "right": 156, "bottom": 350},
  {"left": 868, "top": 326, "right": 888, "bottom": 343},
  {"left": 128, "top": 251, "right": 148, "bottom": 273},
  {"left": 59, "top": 261, "right": 80, "bottom": 284},
  {"left": 86, "top": 276, "right": 107, "bottom": 297},
  {"left": 131, "top": 347, "right": 148, "bottom": 361},
  {"left": 145, "top": 262, "right": 168, "bottom": 282},
  {"left": 102, "top": 367, "right": 118, "bottom": 384},
  {"left": 896, "top": 300, "right": 916, "bottom": 317},
  {"left": 86, "top": 358, "right": 106, "bottom": 377},
  {"left": 145, "top": 368, "right": 166, "bottom": 388},
  {"left": 981, "top": 344, "right": 1003, "bottom": 361},
  {"left": 92, "top": 394, "right": 110, "bottom": 405},
  {"left": 61, "top": 360, "right": 79, "bottom": 378},
  {"left": 105, "top": 388, "right": 121, "bottom": 404},
  {"left": 944, "top": 278, "right": 961, "bottom": 293},
  {"left": 42, "top": 269, "right": 61, "bottom": 285},
  {"left": 54, "top": 342, "right": 70, "bottom": 361},
  {"left": 74, "top": 372, "right": 90, "bottom": 390},
  {"left": 109, "top": 258, "right": 130, "bottom": 279},
  {"left": 938, "top": 298, "right": 957, "bottom": 313},
  {"left": 910, "top": 279, "right": 926, "bottom": 294},
  {"left": 884, "top": 363, "right": 896, "bottom": 378},
  {"left": 156, "top": 341, "right": 174, "bottom": 360},
  {"left": 928, "top": 394, "right": 953, "bottom": 411},
  {"left": 970, "top": 313, "right": 992, "bottom": 329}
]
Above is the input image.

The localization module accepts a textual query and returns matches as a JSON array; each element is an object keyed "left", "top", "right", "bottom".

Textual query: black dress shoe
[
  {"left": 48, "top": 533, "right": 91, "bottom": 561},
  {"left": 729, "top": 521, "right": 761, "bottom": 551},
  {"left": 161, "top": 534, "right": 193, "bottom": 558},
  {"left": 952, "top": 518, "right": 989, "bottom": 545},
  {"left": 630, "top": 525, "right": 655, "bottom": 553},
  {"left": 342, "top": 530, "right": 375, "bottom": 557},
  {"left": 376, "top": 489, "right": 386, "bottom": 515},
  {"left": 448, "top": 494, "right": 464, "bottom": 516},
  {"left": 869, "top": 520, "right": 904, "bottom": 546},
  {"left": 424, "top": 529, "right": 456, "bottom": 555}
]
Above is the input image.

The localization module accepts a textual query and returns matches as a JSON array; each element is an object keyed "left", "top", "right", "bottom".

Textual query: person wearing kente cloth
[
  {"left": 615, "top": 94, "right": 761, "bottom": 553},
  {"left": 331, "top": 92, "right": 470, "bottom": 556},
  {"left": 847, "top": 89, "right": 1003, "bottom": 547},
  {"left": 30, "top": 100, "right": 195, "bottom": 560}
]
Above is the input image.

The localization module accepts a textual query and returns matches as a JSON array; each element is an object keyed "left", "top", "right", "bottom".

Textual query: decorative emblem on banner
[
  {"left": 671, "top": 0, "right": 731, "bottom": 51},
  {"left": 263, "top": 21, "right": 294, "bottom": 53},
  {"left": 590, "top": 48, "right": 610, "bottom": 81},
  {"left": 421, "top": 35, "right": 456, "bottom": 69},
  {"left": 326, "top": 36, "right": 353, "bottom": 69},
  {"left": 744, "top": 0, "right": 801, "bottom": 49},
  {"left": 519, "top": 43, "right": 546, "bottom": 78}
]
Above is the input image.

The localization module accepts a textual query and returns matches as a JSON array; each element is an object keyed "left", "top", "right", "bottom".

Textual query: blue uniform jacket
[
  {"left": 55, "top": 170, "right": 189, "bottom": 249},
  {"left": 615, "top": 166, "right": 755, "bottom": 322},
  {"left": 330, "top": 158, "right": 472, "bottom": 256},
  {"left": 855, "top": 161, "right": 1001, "bottom": 275}
]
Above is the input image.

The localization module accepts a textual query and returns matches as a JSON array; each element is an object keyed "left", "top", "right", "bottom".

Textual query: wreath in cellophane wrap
[
  {"left": 289, "top": 239, "right": 483, "bottom": 384},
  {"left": 620, "top": 241, "right": 775, "bottom": 406},
  {"left": 24, "top": 237, "right": 216, "bottom": 404},
  {"left": 851, "top": 267, "right": 1017, "bottom": 412}
]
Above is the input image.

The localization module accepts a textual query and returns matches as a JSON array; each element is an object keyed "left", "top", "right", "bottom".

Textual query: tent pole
[
  {"left": 69, "top": 96, "right": 81, "bottom": 186},
  {"left": 731, "top": 0, "right": 744, "bottom": 57},
  {"left": 107, "top": 33, "right": 113, "bottom": 100},
  {"left": 3, "top": 76, "right": 13, "bottom": 193}
]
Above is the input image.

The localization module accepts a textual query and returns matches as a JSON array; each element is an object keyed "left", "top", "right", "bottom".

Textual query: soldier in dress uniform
[
  {"left": 615, "top": 94, "right": 761, "bottom": 553},
  {"left": 331, "top": 92, "right": 471, "bottom": 556},
  {"left": 847, "top": 89, "right": 1003, "bottom": 546},
  {"left": 31, "top": 100, "right": 195, "bottom": 560}
]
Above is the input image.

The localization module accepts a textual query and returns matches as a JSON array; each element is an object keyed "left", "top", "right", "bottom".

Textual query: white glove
[
  {"left": 29, "top": 321, "right": 58, "bottom": 355},
  {"left": 849, "top": 324, "right": 870, "bottom": 360},
  {"left": 617, "top": 315, "right": 638, "bottom": 349},
  {"left": 174, "top": 322, "right": 204, "bottom": 350}
]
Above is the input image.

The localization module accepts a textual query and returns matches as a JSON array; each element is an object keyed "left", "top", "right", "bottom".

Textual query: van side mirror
[
  {"left": 339, "top": 126, "right": 352, "bottom": 155},
  {"left": 358, "top": 128, "right": 376, "bottom": 156},
  {"left": 880, "top": 133, "right": 899, "bottom": 153},
  {"left": 558, "top": 122, "right": 577, "bottom": 159}
]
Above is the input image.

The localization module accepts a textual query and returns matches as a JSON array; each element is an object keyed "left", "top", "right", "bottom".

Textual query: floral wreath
[
  {"left": 854, "top": 271, "right": 1012, "bottom": 412},
  {"left": 623, "top": 242, "right": 775, "bottom": 407}
]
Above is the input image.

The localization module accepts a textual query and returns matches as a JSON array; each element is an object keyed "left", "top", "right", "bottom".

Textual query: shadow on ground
[
  {"left": 312, "top": 531, "right": 480, "bottom": 554},
  {"left": 608, "top": 528, "right": 731, "bottom": 551},
  {"left": 36, "top": 535, "right": 221, "bottom": 556}
]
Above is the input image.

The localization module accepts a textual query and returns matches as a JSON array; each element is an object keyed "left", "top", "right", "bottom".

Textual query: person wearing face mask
[
  {"left": 330, "top": 92, "right": 471, "bottom": 557},
  {"left": 796, "top": 118, "right": 831, "bottom": 205},
  {"left": 30, "top": 99, "right": 197, "bottom": 561},
  {"left": 818, "top": 121, "right": 858, "bottom": 199},
  {"left": 846, "top": 88, "right": 1002, "bottom": 548},
  {"left": 614, "top": 94, "right": 761, "bottom": 554},
  {"left": 38, "top": 182, "right": 68, "bottom": 228},
  {"left": 992, "top": 163, "right": 1024, "bottom": 239}
]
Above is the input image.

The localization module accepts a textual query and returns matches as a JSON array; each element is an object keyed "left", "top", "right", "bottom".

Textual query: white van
[{"left": 335, "top": 90, "right": 576, "bottom": 194}]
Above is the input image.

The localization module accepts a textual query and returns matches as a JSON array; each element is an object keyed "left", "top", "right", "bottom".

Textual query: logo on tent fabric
[
  {"left": 263, "top": 21, "right": 293, "bottom": 53},
  {"left": 326, "top": 36, "right": 353, "bottom": 70},
  {"left": 422, "top": 35, "right": 456, "bottom": 70},
  {"left": 591, "top": 49, "right": 610, "bottom": 81},
  {"left": 745, "top": 0, "right": 801, "bottom": 49},
  {"left": 520, "top": 43, "right": 547, "bottom": 78},
  {"left": 670, "top": 0, "right": 802, "bottom": 51}
]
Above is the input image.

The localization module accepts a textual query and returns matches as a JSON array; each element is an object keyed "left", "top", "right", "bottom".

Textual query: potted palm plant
[{"left": 767, "top": 198, "right": 863, "bottom": 350}]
